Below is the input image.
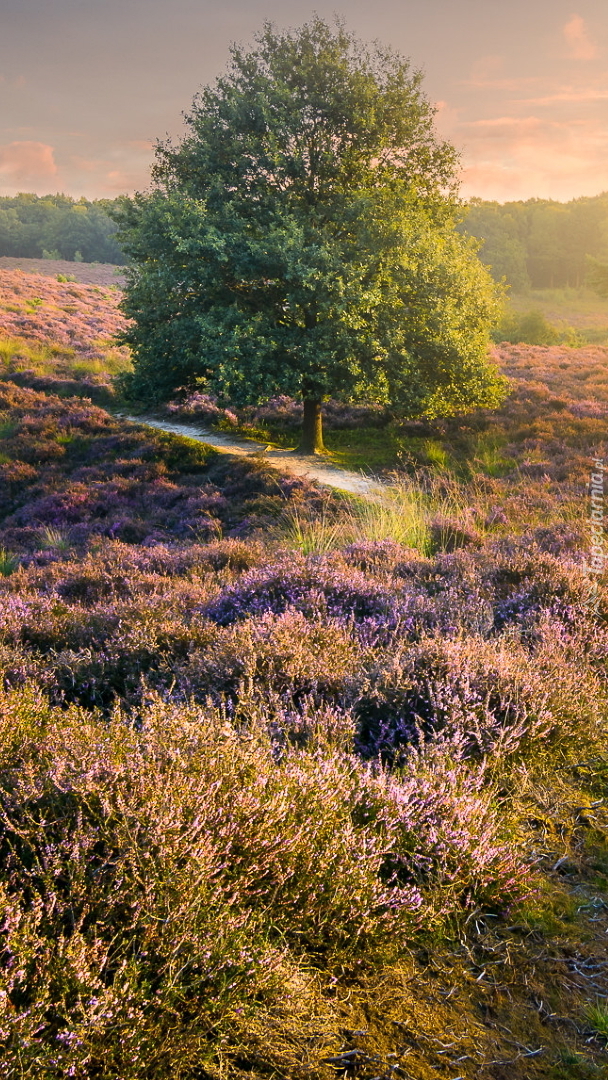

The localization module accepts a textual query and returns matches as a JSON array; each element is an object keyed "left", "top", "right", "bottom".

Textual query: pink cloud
[
  {"left": 462, "top": 55, "right": 544, "bottom": 93},
  {"left": 563, "top": 14, "right": 598, "bottom": 60},
  {"left": 102, "top": 167, "right": 149, "bottom": 194},
  {"left": 455, "top": 113, "right": 608, "bottom": 201},
  {"left": 65, "top": 147, "right": 154, "bottom": 196},
  {"left": 71, "top": 156, "right": 99, "bottom": 174},
  {"left": 437, "top": 41, "right": 608, "bottom": 203},
  {"left": 127, "top": 139, "right": 154, "bottom": 152},
  {"left": 0, "top": 141, "right": 58, "bottom": 188},
  {"left": 515, "top": 85, "right": 608, "bottom": 105}
]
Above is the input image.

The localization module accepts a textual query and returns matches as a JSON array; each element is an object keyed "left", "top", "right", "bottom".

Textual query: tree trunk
[{"left": 299, "top": 398, "right": 324, "bottom": 454}]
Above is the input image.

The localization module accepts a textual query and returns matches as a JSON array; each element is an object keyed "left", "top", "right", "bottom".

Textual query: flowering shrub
[
  {"left": 0, "top": 327, "right": 608, "bottom": 1074},
  {"left": 489, "top": 548, "right": 591, "bottom": 632},
  {"left": 364, "top": 750, "right": 527, "bottom": 915},
  {"left": 0, "top": 383, "right": 323, "bottom": 551},
  {"left": 0, "top": 268, "right": 127, "bottom": 353},
  {"left": 167, "top": 391, "right": 390, "bottom": 432},
  {"left": 353, "top": 629, "right": 600, "bottom": 763},
  {"left": 203, "top": 552, "right": 408, "bottom": 628},
  {"left": 0, "top": 689, "right": 530, "bottom": 1076},
  {"left": 166, "top": 390, "right": 238, "bottom": 427},
  {"left": 176, "top": 609, "right": 364, "bottom": 704}
]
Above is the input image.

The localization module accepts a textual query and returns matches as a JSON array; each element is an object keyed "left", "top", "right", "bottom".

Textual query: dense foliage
[
  {"left": 460, "top": 192, "right": 608, "bottom": 290},
  {"left": 115, "top": 18, "right": 504, "bottom": 450},
  {"left": 0, "top": 193, "right": 125, "bottom": 264}
]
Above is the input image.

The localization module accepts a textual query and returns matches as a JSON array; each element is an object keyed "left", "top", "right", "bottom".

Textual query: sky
[{"left": 1, "top": 0, "right": 607, "bottom": 204}]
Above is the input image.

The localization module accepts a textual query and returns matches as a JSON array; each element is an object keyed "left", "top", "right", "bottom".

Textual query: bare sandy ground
[{"left": 119, "top": 414, "right": 387, "bottom": 498}]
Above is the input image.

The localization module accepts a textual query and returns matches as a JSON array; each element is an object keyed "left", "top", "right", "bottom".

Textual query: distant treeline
[
  {"left": 459, "top": 192, "right": 608, "bottom": 291},
  {"left": 0, "top": 193, "right": 126, "bottom": 265},
  {"left": 3, "top": 191, "right": 608, "bottom": 289}
]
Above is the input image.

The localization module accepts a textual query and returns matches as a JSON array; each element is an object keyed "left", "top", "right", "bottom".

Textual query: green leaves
[{"left": 115, "top": 17, "right": 504, "bottom": 420}]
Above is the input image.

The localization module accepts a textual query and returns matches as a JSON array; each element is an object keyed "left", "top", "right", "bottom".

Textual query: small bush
[{"left": 203, "top": 553, "right": 408, "bottom": 629}]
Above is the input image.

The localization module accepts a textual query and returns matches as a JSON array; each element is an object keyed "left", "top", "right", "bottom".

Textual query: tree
[
  {"left": 459, "top": 199, "right": 530, "bottom": 291},
  {"left": 586, "top": 255, "right": 608, "bottom": 298},
  {"left": 114, "top": 18, "right": 505, "bottom": 453},
  {"left": 0, "top": 194, "right": 126, "bottom": 263}
]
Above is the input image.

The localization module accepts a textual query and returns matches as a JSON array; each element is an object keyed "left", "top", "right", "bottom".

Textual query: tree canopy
[
  {"left": 586, "top": 254, "right": 608, "bottom": 298},
  {"left": 115, "top": 17, "right": 504, "bottom": 452}
]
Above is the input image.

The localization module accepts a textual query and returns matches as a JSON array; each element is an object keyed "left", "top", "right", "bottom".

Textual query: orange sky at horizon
[
  {"left": 442, "top": 12, "right": 608, "bottom": 203},
  {"left": 1, "top": 0, "right": 607, "bottom": 205}
]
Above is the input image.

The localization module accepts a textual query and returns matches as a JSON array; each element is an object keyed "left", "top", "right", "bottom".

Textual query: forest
[
  {"left": 2, "top": 191, "right": 608, "bottom": 296},
  {"left": 0, "top": 193, "right": 126, "bottom": 264},
  {"left": 459, "top": 192, "right": 608, "bottom": 290}
]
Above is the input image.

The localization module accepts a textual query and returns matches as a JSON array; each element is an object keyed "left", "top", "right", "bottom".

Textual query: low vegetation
[
  {"left": 0, "top": 262, "right": 607, "bottom": 1079},
  {"left": 0, "top": 266, "right": 130, "bottom": 403}
]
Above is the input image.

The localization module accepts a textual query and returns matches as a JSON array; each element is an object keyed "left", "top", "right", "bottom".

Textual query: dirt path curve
[{"left": 118, "top": 414, "right": 387, "bottom": 498}]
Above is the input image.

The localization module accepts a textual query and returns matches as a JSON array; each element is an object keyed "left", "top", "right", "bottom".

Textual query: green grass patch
[
  {"left": 585, "top": 1002, "right": 608, "bottom": 1041},
  {"left": 0, "top": 547, "right": 20, "bottom": 575},
  {"left": 501, "top": 287, "right": 608, "bottom": 344}
]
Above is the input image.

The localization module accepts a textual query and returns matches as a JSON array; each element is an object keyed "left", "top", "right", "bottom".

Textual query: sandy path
[{"left": 118, "top": 413, "right": 387, "bottom": 498}]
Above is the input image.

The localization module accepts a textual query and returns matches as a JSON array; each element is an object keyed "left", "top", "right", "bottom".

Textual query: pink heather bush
[
  {"left": 355, "top": 625, "right": 604, "bottom": 764},
  {"left": 0, "top": 331, "right": 607, "bottom": 1074},
  {"left": 166, "top": 391, "right": 239, "bottom": 428},
  {"left": 0, "top": 688, "right": 530, "bottom": 1076},
  {"left": 166, "top": 391, "right": 389, "bottom": 432},
  {"left": 175, "top": 609, "right": 365, "bottom": 704},
  {"left": 0, "top": 382, "right": 319, "bottom": 551},
  {"left": 0, "top": 268, "right": 128, "bottom": 353},
  {"left": 203, "top": 552, "right": 410, "bottom": 628},
  {"left": 364, "top": 750, "right": 527, "bottom": 916}
]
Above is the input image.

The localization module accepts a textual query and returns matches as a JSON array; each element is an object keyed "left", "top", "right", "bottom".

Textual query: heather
[
  {"left": 0, "top": 381, "right": 317, "bottom": 554},
  {"left": 2, "top": 521, "right": 608, "bottom": 1075},
  {"left": 0, "top": 267, "right": 131, "bottom": 403},
  {"left": 163, "top": 341, "right": 608, "bottom": 493},
  {"left": 1, "top": 329, "right": 608, "bottom": 1072}
]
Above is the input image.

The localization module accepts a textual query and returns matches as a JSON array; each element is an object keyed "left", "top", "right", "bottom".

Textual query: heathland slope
[{"left": 0, "top": 266, "right": 606, "bottom": 1080}]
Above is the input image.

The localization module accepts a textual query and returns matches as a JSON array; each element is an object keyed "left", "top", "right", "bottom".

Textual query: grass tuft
[{"left": 0, "top": 546, "right": 20, "bottom": 575}]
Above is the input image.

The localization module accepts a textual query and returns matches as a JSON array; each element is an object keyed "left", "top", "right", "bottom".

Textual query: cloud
[
  {"left": 0, "top": 141, "right": 58, "bottom": 188},
  {"left": 127, "top": 139, "right": 154, "bottom": 152},
  {"left": 66, "top": 142, "right": 155, "bottom": 196},
  {"left": 462, "top": 55, "right": 544, "bottom": 93},
  {"left": 438, "top": 37, "right": 608, "bottom": 202},
  {"left": 71, "top": 156, "right": 99, "bottom": 174},
  {"left": 515, "top": 85, "right": 608, "bottom": 105},
  {"left": 461, "top": 116, "right": 542, "bottom": 134},
  {"left": 453, "top": 112, "right": 608, "bottom": 201},
  {"left": 563, "top": 14, "right": 598, "bottom": 61},
  {"left": 101, "top": 166, "right": 151, "bottom": 194}
]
